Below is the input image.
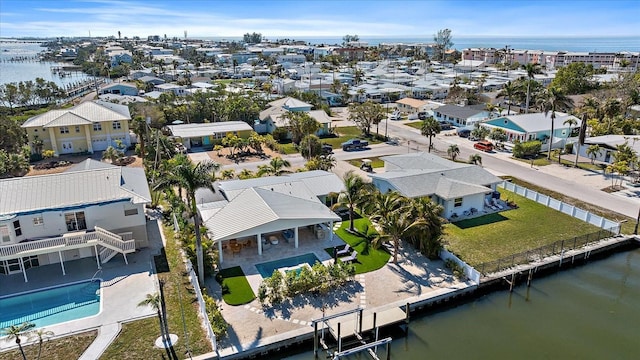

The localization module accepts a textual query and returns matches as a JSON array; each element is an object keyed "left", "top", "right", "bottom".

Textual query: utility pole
[{"left": 634, "top": 206, "right": 640, "bottom": 235}]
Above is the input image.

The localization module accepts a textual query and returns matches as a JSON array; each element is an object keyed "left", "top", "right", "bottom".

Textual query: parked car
[
  {"left": 386, "top": 137, "right": 400, "bottom": 145},
  {"left": 473, "top": 140, "right": 494, "bottom": 152},
  {"left": 457, "top": 128, "right": 471, "bottom": 138},
  {"left": 440, "top": 121, "right": 453, "bottom": 130},
  {"left": 418, "top": 112, "right": 428, "bottom": 120},
  {"left": 341, "top": 138, "right": 369, "bottom": 151},
  {"left": 389, "top": 111, "right": 402, "bottom": 121},
  {"left": 321, "top": 144, "right": 333, "bottom": 154}
]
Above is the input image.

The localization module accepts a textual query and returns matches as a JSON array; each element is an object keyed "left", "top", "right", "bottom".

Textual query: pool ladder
[{"left": 90, "top": 269, "right": 102, "bottom": 282}]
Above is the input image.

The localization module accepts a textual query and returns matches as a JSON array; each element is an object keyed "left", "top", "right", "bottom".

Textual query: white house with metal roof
[
  {"left": 254, "top": 97, "right": 332, "bottom": 137},
  {"left": 369, "top": 153, "right": 503, "bottom": 219},
  {"left": 578, "top": 135, "right": 640, "bottom": 163},
  {"left": 197, "top": 171, "right": 343, "bottom": 263},
  {"left": 21, "top": 101, "right": 132, "bottom": 156},
  {"left": 0, "top": 159, "right": 151, "bottom": 282},
  {"left": 166, "top": 121, "right": 254, "bottom": 150}
]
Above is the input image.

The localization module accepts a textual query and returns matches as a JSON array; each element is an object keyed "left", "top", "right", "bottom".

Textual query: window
[
  {"left": 112, "top": 121, "right": 121, "bottom": 130},
  {"left": 93, "top": 123, "right": 102, "bottom": 131},
  {"left": 64, "top": 211, "right": 86, "bottom": 231},
  {"left": 454, "top": 198, "right": 463, "bottom": 207},
  {"left": 75, "top": 126, "right": 81, "bottom": 133},
  {"left": 60, "top": 127, "right": 69, "bottom": 134},
  {"left": 33, "top": 216, "right": 44, "bottom": 226},
  {"left": 13, "top": 220, "right": 22, "bottom": 237},
  {"left": 0, "top": 225, "right": 10, "bottom": 243},
  {"left": 124, "top": 208, "right": 138, "bottom": 216}
]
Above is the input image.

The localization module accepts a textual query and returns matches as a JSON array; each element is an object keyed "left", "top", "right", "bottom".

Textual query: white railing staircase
[{"left": 0, "top": 226, "right": 136, "bottom": 263}]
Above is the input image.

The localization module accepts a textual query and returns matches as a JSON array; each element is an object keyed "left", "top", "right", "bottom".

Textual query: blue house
[{"left": 481, "top": 112, "right": 581, "bottom": 150}]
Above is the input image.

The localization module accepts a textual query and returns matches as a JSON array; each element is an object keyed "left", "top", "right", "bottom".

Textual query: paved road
[{"left": 380, "top": 119, "right": 639, "bottom": 219}]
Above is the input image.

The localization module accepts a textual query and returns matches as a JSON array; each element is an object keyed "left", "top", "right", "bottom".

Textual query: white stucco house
[
  {"left": 0, "top": 159, "right": 151, "bottom": 282},
  {"left": 369, "top": 153, "right": 503, "bottom": 219},
  {"left": 254, "top": 97, "right": 332, "bottom": 137}
]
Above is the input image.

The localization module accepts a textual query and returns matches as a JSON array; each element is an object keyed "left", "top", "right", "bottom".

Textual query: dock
[{"left": 326, "top": 307, "right": 406, "bottom": 341}]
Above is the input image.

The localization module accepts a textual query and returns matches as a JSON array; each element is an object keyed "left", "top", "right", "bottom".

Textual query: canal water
[{"left": 282, "top": 248, "right": 640, "bottom": 359}]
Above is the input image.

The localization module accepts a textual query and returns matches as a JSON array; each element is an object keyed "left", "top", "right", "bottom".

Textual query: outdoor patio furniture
[
  {"left": 268, "top": 235, "right": 279, "bottom": 245},
  {"left": 492, "top": 199, "right": 504, "bottom": 210},
  {"left": 339, "top": 250, "right": 358, "bottom": 263},
  {"left": 336, "top": 244, "right": 351, "bottom": 257},
  {"left": 485, "top": 198, "right": 498, "bottom": 211},
  {"left": 231, "top": 243, "right": 242, "bottom": 255}
]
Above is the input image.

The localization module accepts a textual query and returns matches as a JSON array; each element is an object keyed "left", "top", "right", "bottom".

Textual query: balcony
[{"left": 0, "top": 226, "right": 135, "bottom": 261}]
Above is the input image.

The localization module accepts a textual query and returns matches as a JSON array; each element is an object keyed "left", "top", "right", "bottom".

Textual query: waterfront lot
[{"left": 444, "top": 189, "right": 601, "bottom": 266}]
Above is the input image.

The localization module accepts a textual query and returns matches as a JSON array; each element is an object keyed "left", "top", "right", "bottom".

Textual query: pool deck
[
  {"left": 0, "top": 220, "right": 161, "bottom": 353},
  {"left": 202, "top": 222, "right": 473, "bottom": 359}
]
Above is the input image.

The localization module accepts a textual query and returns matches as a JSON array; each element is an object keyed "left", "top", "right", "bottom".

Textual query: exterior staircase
[{"left": 99, "top": 247, "right": 119, "bottom": 264}]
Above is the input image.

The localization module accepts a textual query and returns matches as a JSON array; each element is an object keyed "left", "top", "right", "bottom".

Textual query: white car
[{"left": 389, "top": 111, "right": 402, "bottom": 120}]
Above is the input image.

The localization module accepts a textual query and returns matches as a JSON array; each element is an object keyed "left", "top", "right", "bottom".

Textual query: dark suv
[{"left": 321, "top": 144, "right": 333, "bottom": 154}]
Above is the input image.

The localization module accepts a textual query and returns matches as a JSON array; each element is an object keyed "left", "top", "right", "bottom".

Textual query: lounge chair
[
  {"left": 336, "top": 244, "right": 351, "bottom": 257},
  {"left": 485, "top": 198, "right": 498, "bottom": 210},
  {"left": 339, "top": 250, "right": 358, "bottom": 263},
  {"left": 492, "top": 198, "right": 504, "bottom": 210}
]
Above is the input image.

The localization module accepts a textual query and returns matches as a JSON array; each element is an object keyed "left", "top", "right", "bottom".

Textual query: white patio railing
[{"left": 0, "top": 226, "right": 135, "bottom": 260}]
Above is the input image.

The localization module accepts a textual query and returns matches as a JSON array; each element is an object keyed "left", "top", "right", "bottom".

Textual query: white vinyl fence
[
  {"left": 500, "top": 181, "right": 621, "bottom": 234},
  {"left": 440, "top": 249, "right": 481, "bottom": 284},
  {"left": 185, "top": 258, "right": 218, "bottom": 352}
]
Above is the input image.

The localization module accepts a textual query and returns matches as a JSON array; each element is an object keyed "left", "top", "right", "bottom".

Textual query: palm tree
[
  {"left": 369, "top": 191, "right": 419, "bottom": 264},
  {"left": 257, "top": 156, "right": 291, "bottom": 177},
  {"left": 220, "top": 169, "right": 236, "bottom": 180},
  {"left": 537, "top": 87, "right": 575, "bottom": 160},
  {"left": 469, "top": 153, "right": 482, "bottom": 165},
  {"left": 130, "top": 116, "right": 148, "bottom": 159},
  {"left": 157, "top": 160, "right": 219, "bottom": 284},
  {"left": 102, "top": 146, "right": 122, "bottom": 164},
  {"left": 406, "top": 197, "right": 444, "bottom": 259},
  {"left": 522, "top": 63, "right": 542, "bottom": 113},
  {"left": 1, "top": 322, "right": 35, "bottom": 360},
  {"left": 238, "top": 168, "right": 255, "bottom": 179},
  {"left": 586, "top": 144, "right": 602, "bottom": 164},
  {"left": 33, "top": 328, "right": 54, "bottom": 360},
  {"left": 447, "top": 144, "right": 460, "bottom": 161},
  {"left": 138, "top": 292, "right": 172, "bottom": 359},
  {"left": 496, "top": 81, "right": 517, "bottom": 115},
  {"left": 420, "top": 116, "right": 441, "bottom": 153},
  {"left": 331, "top": 171, "right": 371, "bottom": 232},
  {"left": 562, "top": 117, "right": 579, "bottom": 167}
]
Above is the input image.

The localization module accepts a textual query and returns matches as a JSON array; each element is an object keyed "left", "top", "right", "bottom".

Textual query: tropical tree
[
  {"left": 33, "top": 328, "right": 54, "bottom": 360},
  {"left": 537, "top": 87, "right": 575, "bottom": 160},
  {"left": 447, "top": 144, "right": 460, "bottom": 161},
  {"left": 469, "top": 153, "right": 483, "bottom": 165},
  {"left": 586, "top": 144, "right": 602, "bottom": 165},
  {"left": 102, "top": 145, "right": 123, "bottom": 164},
  {"left": 237, "top": 168, "right": 256, "bottom": 180},
  {"left": 522, "top": 63, "right": 542, "bottom": 113},
  {"left": 331, "top": 171, "right": 371, "bottom": 232},
  {"left": 282, "top": 111, "right": 319, "bottom": 144},
  {"left": 434, "top": 28, "right": 454, "bottom": 62},
  {"left": 369, "top": 191, "right": 420, "bottom": 264},
  {"left": 138, "top": 292, "right": 173, "bottom": 359},
  {"left": 130, "top": 116, "right": 148, "bottom": 158},
  {"left": 305, "top": 154, "right": 336, "bottom": 171},
  {"left": 406, "top": 197, "right": 445, "bottom": 259},
  {"left": 257, "top": 156, "right": 291, "bottom": 176},
  {"left": 488, "top": 128, "right": 508, "bottom": 147},
  {"left": 156, "top": 160, "right": 219, "bottom": 284},
  {"left": 299, "top": 134, "right": 322, "bottom": 160},
  {"left": 1, "top": 322, "right": 35, "bottom": 360},
  {"left": 348, "top": 101, "right": 386, "bottom": 136},
  {"left": 471, "top": 122, "right": 490, "bottom": 140},
  {"left": 420, "top": 116, "right": 441, "bottom": 153},
  {"left": 220, "top": 169, "right": 236, "bottom": 180},
  {"left": 562, "top": 116, "right": 579, "bottom": 167}
]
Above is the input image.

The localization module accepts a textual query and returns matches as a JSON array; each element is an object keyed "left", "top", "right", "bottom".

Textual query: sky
[{"left": 0, "top": 0, "right": 639, "bottom": 39}]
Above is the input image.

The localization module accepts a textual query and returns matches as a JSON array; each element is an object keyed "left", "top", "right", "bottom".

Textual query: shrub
[
  {"left": 445, "top": 258, "right": 466, "bottom": 280},
  {"left": 203, "top": 293, "right": 228, "bottom": 338},
  {"left": 512, "top": 140, "right": 541, "bottom": 159},
  {"left": 272, "top": 127, "right": 289, "bottom": 142}
]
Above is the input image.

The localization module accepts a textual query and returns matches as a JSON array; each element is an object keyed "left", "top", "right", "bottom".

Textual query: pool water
[
  {"left": 255, "top": 253, "right": 321, "bottom": 278},
  {"left": 0, "top": 280, "right": 101, "bottom": 328}
]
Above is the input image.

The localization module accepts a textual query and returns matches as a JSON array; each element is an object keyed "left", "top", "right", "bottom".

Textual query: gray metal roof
[
  {"left": 0, "top": 165, "right": 151, "bottom": 216},
  {"left": 204, "top": 187, "right": 340, "bottom": 241},
  {"left": 499, "top": 112, "right": 580, "bottom": 133},
  {"left": 218, "top": 171, "right": 344, "bottom": 200},
  {"left": 433, "top": 104, "right": 485, "bottom": 119},
  {"left": 166, "top": 121, "right": 253, "bottom": 138},
  {"left": 370, "top": 153, "right": 501, "bottom": 199},
  {"left": 22, "top": 101, "right": 130, "bottom": 128}
]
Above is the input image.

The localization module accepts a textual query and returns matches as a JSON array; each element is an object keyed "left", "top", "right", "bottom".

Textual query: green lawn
[
  {"left": 216, "top": 266, "right": 256, "bottom": 305},
  {"left": 444, "top": 189, "right": 601, "bottom": 267},
  {"left": 330, "top": 218, "right": 390, "bottom": 273},
  {"left": 405, "top": 121, "right": 422, "bottom": 130},
  {"left": 101, "top": 225, "right": 211, "bottom": 359},
  {"left": 277, "top": 142, "right": 298, "bottom": 154},
  {"left": 512, "top": 155, "right": 551, "bottom": 166},
  {"left": 347, "top": 157, "right": 385, "bottom": 168}
]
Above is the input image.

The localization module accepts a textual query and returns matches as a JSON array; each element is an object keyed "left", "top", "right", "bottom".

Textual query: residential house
[
  {"left": 98, "top": 82, "right": 139, "bottom": 96},
  {"left": 255, "top": 97, "right": 332, "bottom": 137},
  {"left": 166, "top": 122, "right": 253, "bottom": 150},
  {"left": 21, "top": 101, "right": 132, "bottom": 156},
  {"left": 0, "top": 159, "right": 150, "bottom": 281},
  {"left": 433, "top": 104, "right": 490, "bottom": 127},
  {"left": 197, "top": 171, "right": 344, "bottom": 263},
  {"left": 369, "top": 153, "right": 503, "bottom": 219},
  {"left": 154, "top": 83, "right": 186, "bottom": 96},
  {"left": 578, "top": 135, "right": 640, "bottom": 164},
  {"left": 481, "top": 112, "right": 580, "bottom": 150},
  {"left": 396, "top": 98, "right": 428, "bottom": 115}
]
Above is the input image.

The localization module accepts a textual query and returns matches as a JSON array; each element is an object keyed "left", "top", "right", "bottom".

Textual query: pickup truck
[{"left": 341, "top": 138, "right": 369, "bottom": 151}]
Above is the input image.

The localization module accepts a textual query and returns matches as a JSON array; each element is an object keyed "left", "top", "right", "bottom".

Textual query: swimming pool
[
  {"left": 0, "top": 280, "right": 101, "bottom": 329},
  {"left": 255, "top": 253, "right": 321, "bottom": 278}
]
